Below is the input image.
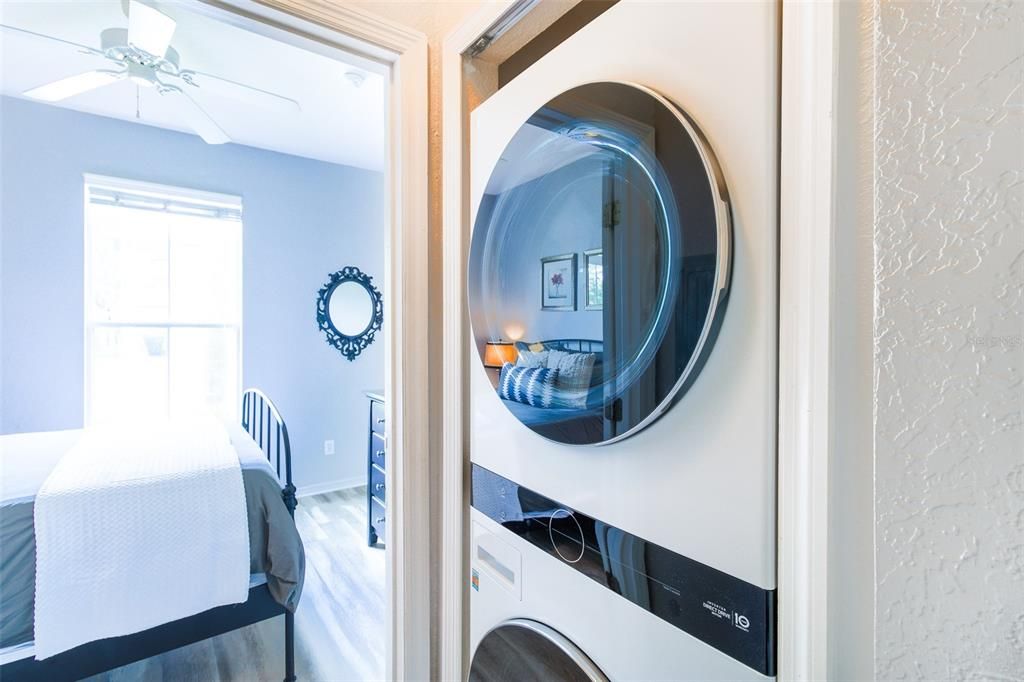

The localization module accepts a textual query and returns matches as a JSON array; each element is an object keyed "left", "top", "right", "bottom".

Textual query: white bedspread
[{"left": 32, "top": 418, "right": 250, "bottom": 660}]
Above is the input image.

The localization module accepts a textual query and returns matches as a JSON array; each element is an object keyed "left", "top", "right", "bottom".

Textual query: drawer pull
[
  {"left": 375, "top": 516, "right": 385, "bottom": 524},
  {"left": 375, "top": 417, "right": 386, "bottom": 425},
  {"left": 375, "top": 449, "right": 385, "bottom": 457},
  {"left": 375, "top": 483, "right": 385, "bottom": 492}
]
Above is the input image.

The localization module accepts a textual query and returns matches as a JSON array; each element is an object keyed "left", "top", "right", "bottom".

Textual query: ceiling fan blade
[
  {"left": 24, "top": 70, "right": 122, "bottom": 103},
  {"left": 127, "top": 0, "right": 176, "bottom": 58},
  {"left": 168, "top": 89, "right": 230, "bottom": 145},
  {"left": 0, "top": 23, "right": 106, "bottom": 58},
  {"left": 178, "top": 69, "right": 300, "bottom": 115}
]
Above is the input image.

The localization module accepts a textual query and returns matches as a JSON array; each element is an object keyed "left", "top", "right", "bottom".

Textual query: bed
[
  {"left": 0, "top": 388, "right": 303, "bottom": 682},
  {"left": 501, "top": 339, "right": 606, "bottom": 443}
]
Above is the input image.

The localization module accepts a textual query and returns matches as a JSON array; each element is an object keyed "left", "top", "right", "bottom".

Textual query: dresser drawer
[
  {"left": 370, "top": 498, "right": 386, "bottom": 544},
  {"left": 369, "top": 431, "right": 386, "bottom": 469},
  {"left": 370, "top": 399, "right": 386, "bottom": 436},
  {"left": 366, "top": 392, "right": 386, "bottom": 547},
  {"left": 370, "top": 462, "right": 386, "bottom": 505}
]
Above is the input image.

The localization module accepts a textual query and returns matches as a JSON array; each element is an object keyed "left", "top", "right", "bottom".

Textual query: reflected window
[
  {"left": 584, "top": 249, "right": 603, "bottom": 311},
  {"left": 468, "top": 82, "right": 731, "bottom": 445}
]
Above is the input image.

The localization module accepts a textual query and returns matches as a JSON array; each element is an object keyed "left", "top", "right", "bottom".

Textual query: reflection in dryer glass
[{"left": 468, "top": 82, "right": 731, "bottom": 445}]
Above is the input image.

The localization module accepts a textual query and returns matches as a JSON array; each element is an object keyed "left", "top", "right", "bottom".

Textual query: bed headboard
[
  {"left": 518, "top": 338, "right": 604, "bottom": 354},
  {"left": 241, "top": 388, "right": 297, "bottom": 517}
]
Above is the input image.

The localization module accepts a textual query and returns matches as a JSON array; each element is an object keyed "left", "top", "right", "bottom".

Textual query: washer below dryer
[{"left": 469, "top": 468, "right": 774, "bottom": 681}]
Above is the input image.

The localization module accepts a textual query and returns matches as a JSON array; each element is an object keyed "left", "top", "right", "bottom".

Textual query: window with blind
[{"left": 84, "top": 175, "right": 242, "bottom": 425}]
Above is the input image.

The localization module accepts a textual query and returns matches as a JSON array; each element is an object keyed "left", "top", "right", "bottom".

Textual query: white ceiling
[{"left": 0, "top": 1, "right": 388, "bottom": 170}]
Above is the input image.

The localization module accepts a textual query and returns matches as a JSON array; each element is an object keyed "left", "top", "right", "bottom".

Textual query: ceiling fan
[{"left": 2, "top": 0, "right": 301, "bottom": 144}]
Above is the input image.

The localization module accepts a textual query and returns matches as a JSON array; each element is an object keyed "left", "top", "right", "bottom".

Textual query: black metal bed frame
[
  {"left": 2, "top": 388, "right": 299, "bottom": 682},
  {"left": 538, "top": 338, "right": 604, "bottom": 353},
  {"left": 242, "top": 388, "right": 299, "bottom": 682}
]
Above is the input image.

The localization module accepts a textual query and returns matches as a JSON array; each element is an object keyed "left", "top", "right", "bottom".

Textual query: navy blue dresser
[{"left": 366, "top": 390, "right": 386, "bottom": 546}]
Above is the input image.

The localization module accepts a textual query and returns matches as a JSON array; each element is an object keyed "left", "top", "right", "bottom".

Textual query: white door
[{"left": 467, "top": 1, "right": 778, "bottom": 678}]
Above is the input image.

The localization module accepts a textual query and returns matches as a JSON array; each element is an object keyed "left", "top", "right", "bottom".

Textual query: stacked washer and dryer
[{"left": 466, "top": 2, "right": 778, "bottom": 680}]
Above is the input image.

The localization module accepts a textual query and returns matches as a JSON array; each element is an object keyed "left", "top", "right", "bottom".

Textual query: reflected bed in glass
[{"left": 468, "top": 82, "right": 732, "bottom": 445}]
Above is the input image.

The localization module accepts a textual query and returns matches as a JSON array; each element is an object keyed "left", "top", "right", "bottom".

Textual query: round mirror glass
[
  {"left": 468, "top": 82, "right": 731, "bottom": 446},
  {"left": 329, "top": 281, "right": 373, "bottom": 336}
]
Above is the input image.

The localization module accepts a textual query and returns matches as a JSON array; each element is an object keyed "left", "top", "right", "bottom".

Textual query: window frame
[{"left": 83, "top": 173, "right": 244, "bottom": 425}]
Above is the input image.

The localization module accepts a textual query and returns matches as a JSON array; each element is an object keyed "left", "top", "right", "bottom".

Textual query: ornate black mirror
[
  {"left": 317, "top": 266, "right": 383, "bottom": 361},
  {"left": 468, "top": 82, "right": 732, "bottom": 446}
]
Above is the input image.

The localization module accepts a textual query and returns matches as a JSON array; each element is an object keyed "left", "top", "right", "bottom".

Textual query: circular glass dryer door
[
  {"left": 469, "top": 619, "right": 608, "bottom": 682},
  {"left": 468, "top": 81, "right": 731, "bottom": 446}
]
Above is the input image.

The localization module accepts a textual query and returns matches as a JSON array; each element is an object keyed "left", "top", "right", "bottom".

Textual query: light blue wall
[
  {"left": 0, "top": 95, "right": 385, "bottom": 490},
  {"left": 481, "top": 157, "right": 604, "bottom": 345}
]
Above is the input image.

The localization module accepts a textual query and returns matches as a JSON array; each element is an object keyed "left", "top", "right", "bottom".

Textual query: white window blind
[
  {"left": 84, "top": 175, "right": 243, "bottom": 424},
  {"left": 86, "top": 185, "right": 243, "bottom": 221}
]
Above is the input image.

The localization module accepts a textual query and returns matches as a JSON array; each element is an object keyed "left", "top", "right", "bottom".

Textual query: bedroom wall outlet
[{"left": 324, "top": 440, "right": 335, "bottom": 456}]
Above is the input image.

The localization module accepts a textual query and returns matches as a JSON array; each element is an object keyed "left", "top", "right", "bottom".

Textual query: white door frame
[
  {"left": 217, "top": 1, "right": 430, "bottom": 679},
  {"left": 776, "top": 0, "right": 838, "bottom": 679},
  {"left": 441, "top": 1, "right": 840, "bottom": 679},
  {"left": 440, "top": 4, "right": 519, "bottom": 681}
]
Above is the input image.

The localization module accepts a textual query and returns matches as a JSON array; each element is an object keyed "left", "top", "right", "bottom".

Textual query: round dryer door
[
  {"left": 469, "top": 619, "right": 608, "bottom": 682},
  {"left": 468, "top": 81, "right": 732, "bottom": 446}
]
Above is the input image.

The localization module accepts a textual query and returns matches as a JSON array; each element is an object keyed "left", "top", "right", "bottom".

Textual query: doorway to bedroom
[{"left": 0, "top": 1, "right": 396, "bottom": 680}]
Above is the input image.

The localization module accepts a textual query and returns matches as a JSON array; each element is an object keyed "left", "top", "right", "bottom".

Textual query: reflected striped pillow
[{"left": 498, "top": 363, "right": 557, "bottom": 408}]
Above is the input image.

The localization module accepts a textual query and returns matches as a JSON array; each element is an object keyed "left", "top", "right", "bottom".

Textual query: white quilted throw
[{"left": 33, "top": 417, "right": 250, "bottom": 660}]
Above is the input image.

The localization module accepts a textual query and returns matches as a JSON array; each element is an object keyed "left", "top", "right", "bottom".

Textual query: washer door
[{"left": 469, "top": 619, "right": 608, "bottom": 682}]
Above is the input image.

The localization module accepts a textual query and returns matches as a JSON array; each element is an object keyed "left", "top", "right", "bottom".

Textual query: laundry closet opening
[
  {"left": 447, "top": 1, "right": 779, "bottom": 680},
  {"left": 0, "top": 2, "right": 392, "bottom": 679}
]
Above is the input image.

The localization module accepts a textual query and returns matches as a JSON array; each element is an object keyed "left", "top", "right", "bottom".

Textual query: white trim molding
[
  {"left": 777, "top": 1, "right": 838, "bottom": 679},
  {"left": 295, "top": 476, "right": 364, "bottom": 499},
  {"left": 441, "top": 4, "right": 519, "bottom": 681},
  {"left": 222, "top": 2, "right": 431, "bottom": 679}
]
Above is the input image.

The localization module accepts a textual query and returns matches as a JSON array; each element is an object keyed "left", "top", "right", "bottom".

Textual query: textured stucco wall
[{"left": 873, "top": 1, "right": 1024, "bottom": 678}]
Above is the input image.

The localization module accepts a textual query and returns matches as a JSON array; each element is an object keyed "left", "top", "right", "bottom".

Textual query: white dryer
[{"left": 467, "top": 2, "right": 778, "bottom": 680}]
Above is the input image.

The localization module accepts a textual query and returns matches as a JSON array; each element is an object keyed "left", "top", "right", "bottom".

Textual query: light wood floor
[{"left": 87, "top": 488, "right": 386, "bottom": 682}]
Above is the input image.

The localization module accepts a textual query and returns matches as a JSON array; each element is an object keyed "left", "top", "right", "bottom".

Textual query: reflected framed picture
[
  {"left": 540, "top": 253, "right": 577, "bottom": 311},
  {"left": 584, "top": 248, "right": 603, "bottom": 310}
]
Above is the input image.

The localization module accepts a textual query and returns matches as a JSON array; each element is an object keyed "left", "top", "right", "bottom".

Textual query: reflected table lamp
[{"left": 483, "top": 340, "right": 518, "bottom": 384}]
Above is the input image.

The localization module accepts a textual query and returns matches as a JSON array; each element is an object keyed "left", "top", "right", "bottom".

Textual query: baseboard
[{"left": 296, "top": 476, "right": 363, "bottom": 498}]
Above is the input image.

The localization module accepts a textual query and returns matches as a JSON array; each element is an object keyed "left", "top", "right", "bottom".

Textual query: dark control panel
[{"left": 471, "top": 464, "right": 776, "bottom": 677}]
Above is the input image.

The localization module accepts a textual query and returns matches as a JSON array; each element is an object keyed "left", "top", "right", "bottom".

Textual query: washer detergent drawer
[{"left": 472, "top": 520, "right": 522, "bottom": 601}]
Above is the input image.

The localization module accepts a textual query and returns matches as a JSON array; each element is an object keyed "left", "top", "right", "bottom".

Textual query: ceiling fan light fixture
[
  {"left": 127, "top": 62, "right": 157, "bottom": 87},
  {"left": 127, "top": 0, "right": 176, "bottom": 58}
]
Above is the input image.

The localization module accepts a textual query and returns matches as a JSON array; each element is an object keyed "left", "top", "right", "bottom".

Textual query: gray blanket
[{"left": 0, "top": 428, "right": 304, "bottom": 650}]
